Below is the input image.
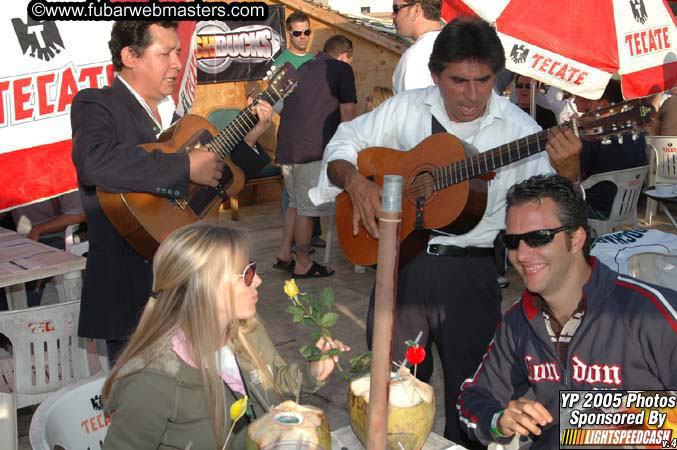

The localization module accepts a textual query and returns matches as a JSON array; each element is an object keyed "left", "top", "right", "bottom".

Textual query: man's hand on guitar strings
[
  {"left": 188, "top": 149, "right": 221, "bottom": 187},
  {"left": 244, "top": 99, "right": 274, "bottom": 148},
  {"left": 545, "top": 127, "right": 582, "bottom": 183},
  {"left": 345, "top": 171, "right": 382, "bottom": 239}
]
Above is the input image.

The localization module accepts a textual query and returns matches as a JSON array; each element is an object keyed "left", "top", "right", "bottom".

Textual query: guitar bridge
[{"left": 414, "top": 196, "right": 425, "bottom": 230}]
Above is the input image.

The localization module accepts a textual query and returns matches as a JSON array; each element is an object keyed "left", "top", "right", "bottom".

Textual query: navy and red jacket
[{"left": 457, "top": 258, "right": 677, "bottom": 448}]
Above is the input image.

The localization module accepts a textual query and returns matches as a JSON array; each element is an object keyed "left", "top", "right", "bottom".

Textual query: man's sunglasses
[
  {"left": 291, "top": 29, "right": 311, "bottom": 37},
  {"left": 238, "top": 261, "right": 257, "bottom": 287},
  {"left": 392, "top": 2, "right": 416, "bottom": 14},
  {"left": 502, "top": 226, "right": 570, "bottom": 250}
]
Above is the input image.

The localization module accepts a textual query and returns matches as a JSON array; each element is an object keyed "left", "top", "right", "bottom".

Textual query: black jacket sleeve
[{"left": 457, "top": 310, "right": 531, "bottom": 446}]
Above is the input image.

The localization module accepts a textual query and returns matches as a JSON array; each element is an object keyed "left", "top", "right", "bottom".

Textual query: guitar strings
[
  {"left": 210, "top": 77, "right": 289, "bottom": 156},
  {"left": 404, "top": 129, "right": 552, "bottom": 197},
  {"left": 403, "top": 104, "right": 646, "bottom": 197},
  {"left": 210, "top": 106, "right": 259, "bottom": 158}
]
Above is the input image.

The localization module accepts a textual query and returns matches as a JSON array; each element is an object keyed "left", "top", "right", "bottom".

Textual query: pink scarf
[{"left": 171, "top": 332, "right": 246, "bottom": 395}]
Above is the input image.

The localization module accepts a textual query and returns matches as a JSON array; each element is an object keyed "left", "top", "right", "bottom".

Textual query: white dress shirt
[
  {"left": 310, "top": 87, "right": 554, "bottom": 248},
  {"left": 392, "top": 30, "right": 441, "bottom": 95},
  {"left": 118, "top": 75, "right": 176, "bottom": 136}
]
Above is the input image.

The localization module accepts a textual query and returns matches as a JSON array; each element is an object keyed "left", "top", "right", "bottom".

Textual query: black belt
[{"left": 427, "top": 244, "right": 494, "bottom": 257}]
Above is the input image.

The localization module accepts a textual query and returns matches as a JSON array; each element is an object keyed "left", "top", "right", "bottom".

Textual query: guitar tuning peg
[
  {"left": 631, "top": 131, "right": 639, "bottom": 141},
  {"left": 601, "top": 137, "right": 612, "bottom": 145},
  {"left": 616, "top": 133, "right": 623, "bottom": 144}
]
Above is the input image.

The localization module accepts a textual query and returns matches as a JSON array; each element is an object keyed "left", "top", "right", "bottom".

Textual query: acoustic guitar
[
  {"left": 335, "top": 97, "right": 655, "bottom": 266},
  {"left": 97, "top": 63, "right": 298, "bottom": 260}
]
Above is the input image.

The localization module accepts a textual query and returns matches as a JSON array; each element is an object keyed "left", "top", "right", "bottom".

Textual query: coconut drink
[
  {"left": 348, "top": 367, "right": 435, "bottom": 450},
  {"left": 246, "top": 400, "right": 332, "bottom": 450}
]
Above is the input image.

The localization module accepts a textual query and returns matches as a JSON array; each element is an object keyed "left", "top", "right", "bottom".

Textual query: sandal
[
  {"left": 294, "top": 261, "right": 334, "bottom": 279},
  {"left": 273, "top": 258, "right": 295, "bottom": 273}
]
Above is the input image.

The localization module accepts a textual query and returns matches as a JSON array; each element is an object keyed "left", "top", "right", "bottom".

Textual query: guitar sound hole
[{"left": 409, "top": 171, "right": 435, "bottom": 200}]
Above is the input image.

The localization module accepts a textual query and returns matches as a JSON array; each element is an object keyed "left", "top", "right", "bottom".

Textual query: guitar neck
[
  {"left": 208, "top": 88, "right": 281, "bottom": 159},
  {"left": 433, "top": 128, "right": 552, "bottom": 191}
]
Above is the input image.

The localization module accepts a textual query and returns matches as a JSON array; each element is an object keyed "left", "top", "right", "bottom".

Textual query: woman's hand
[{"left": 309, "top": 337, "right": 350, "bottom": 382}]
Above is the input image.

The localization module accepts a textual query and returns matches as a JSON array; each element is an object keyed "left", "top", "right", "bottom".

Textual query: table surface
[
  {"left": 0, "top": 227, "right": 86, "bottom": 288},
  {"left": 644, "top": 187, "right": 677, "bottom": 203},
  {"left": 330, "top": 424, "right": 468, "bottom": 450}
]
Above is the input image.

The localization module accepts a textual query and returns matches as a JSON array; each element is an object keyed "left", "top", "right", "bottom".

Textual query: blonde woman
[
  {"left": 365, "top": 85, "right": 393, "bottom": 112},
  {"left": 102, "top": 222, "right": 348, "bottom": 449}
]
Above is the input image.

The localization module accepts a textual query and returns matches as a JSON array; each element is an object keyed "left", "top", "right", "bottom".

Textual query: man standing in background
[
  {"left": 274, "top": 35, "right": 357, "bottom": 278},
  {"left": 273, "top": 11, "right": 326, "bottom": 250},
  {"left": 273, "top": 11, "right": 314, "bottom": 69},
  {"left": 391, "top": 0, "right": 443, "bottom": 94}
]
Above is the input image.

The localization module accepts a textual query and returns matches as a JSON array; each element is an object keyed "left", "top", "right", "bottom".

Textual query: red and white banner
[{"left": 0, "top": 1, "right": 196, "bottom": 212}]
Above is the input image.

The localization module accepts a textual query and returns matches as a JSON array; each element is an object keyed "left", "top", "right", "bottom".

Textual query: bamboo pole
[{"left": 366, "top": 175, "right": 403, "bottom": 450}]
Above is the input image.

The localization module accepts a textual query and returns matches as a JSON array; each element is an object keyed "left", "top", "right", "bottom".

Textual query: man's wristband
[{"left": 490, "top": 410, "right": 505, "bottom": 438}]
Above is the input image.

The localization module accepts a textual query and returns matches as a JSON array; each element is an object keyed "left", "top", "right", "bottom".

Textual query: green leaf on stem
[
  {"left": 349, "top": 351, "right": 372, "bottom": 374},
  {"left": 320, "top": 312, "right": 338, "bottom": 328},
  {"left": 326, "top": 348, "right": 343, "bottom": 357},
  {"left": 286, "top": 305, "right": 303, "bottom": 315},
  {"left": 310, "top": 329, "right": 322, "bottom": 342},
  {"left": 300, "top": 345, "right": 314, "bottom": 359},
  {"left": 298, "top": 292, "right": 310, "bottom": 309},
  {"left": 317, "top": 288, "right": 334, "bottom": 314}
]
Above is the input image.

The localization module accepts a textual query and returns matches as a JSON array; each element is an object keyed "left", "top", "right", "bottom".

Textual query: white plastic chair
[
  {"left": 54, "top": 224, "right": 88, "bottom": 306},
  {"left": 322, "top": 214, "right": 364, "bottom": 273},
  {"left": 64, "top": 223, "right": 88, "bottom": 257},
  {"left": 627, "top": 252, "right": 677, "bottom": 291},
  {"left": 29, "top": 373, "right": 108, "bottom": 450},
  {"left": 644, "top": 136, "right": 677, "bottom": 224},
  {"left": 323, "top": 214, "right": 334, "bottom": 265},
  {"left": 0, "top": 301, "right": 108, "bottom": 450},
  {"left": 591, "top": 229, "right": 677, "bottom": 292},
  {"left": 582, "top": 165, "right": 649, "bottom": 237}
]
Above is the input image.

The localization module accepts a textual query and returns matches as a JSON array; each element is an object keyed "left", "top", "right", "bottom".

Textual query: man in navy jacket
[{"left": 458, "top": 174, "right": 677, "bottom": 449}]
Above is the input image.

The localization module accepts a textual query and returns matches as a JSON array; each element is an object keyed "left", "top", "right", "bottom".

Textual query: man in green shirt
[
  {"left": 273, "top": 11, "right": 327, "bottom": 252},
  {"left": 273, "top": 11, "right": 314, "bottom": 69}
]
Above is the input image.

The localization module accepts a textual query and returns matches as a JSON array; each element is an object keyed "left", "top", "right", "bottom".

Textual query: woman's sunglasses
[
  {"left": 238, "top": 261, "right": 257, "bottom": 287},
  {"left": 515, "top": 83, "right": 531, "bottom": 89},
  {"left": 291, "top": 29, "right": 311, "bottom": 37},
  {"left": 502, "top": 226, "right": 570, "bottom": 250}
]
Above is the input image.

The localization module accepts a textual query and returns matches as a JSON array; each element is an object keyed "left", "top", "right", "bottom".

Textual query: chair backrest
[
  {"left": 646, "top": 136, "right": 677, "bottom": 184},
  {"left": 29, "top": 374, "right": 109, "bottom": 450},
  {"left": 582, "top": 165, "right": 649, "bottom": 226},
  {"left": 627, "top": 252, "right": 677, "bottom": 291},
  {"left": 0, "top": 301, "right": 93, "bottom": 408},
  {"left": 591, "top": 229, "right": 677, "bottom": 291},
  {"left": 65, "top": 223, "right": 88, "bottom": 257},
  {"left": 207, "top": 107, "right": 241, "bottom": 131}
]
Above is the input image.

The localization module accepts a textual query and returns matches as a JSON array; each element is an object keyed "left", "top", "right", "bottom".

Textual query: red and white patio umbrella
[{"left": 442, "top": 0, "right": 677, "bottom": 99}]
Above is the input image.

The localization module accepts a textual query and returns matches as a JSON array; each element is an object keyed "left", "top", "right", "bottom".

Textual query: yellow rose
[
  {"left": 230, "top": 395, "right": 248, "bottom": 421},
  {"left": 284, "top": 279, "right": 299, "bottom": 298}
]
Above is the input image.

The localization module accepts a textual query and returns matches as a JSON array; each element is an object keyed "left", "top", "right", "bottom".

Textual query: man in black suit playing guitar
[
  {"left": 71, "top": 21, "right": 272, "bottom": 364},
  {"left": 310, "top": 18, "right": 582, "bottom": 448}
]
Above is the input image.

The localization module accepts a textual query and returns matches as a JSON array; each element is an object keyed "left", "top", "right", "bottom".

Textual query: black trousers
[{"left": 367, "top": 250, "right": 501, "bottom": 449}]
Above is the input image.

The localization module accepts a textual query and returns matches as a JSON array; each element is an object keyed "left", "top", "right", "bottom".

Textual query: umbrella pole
[
  {"left": 530, "top": 79, "right": 537, "bottom": 119},
  {"left": 366, "top": 175, "right": 403, "bottom": 450}
]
